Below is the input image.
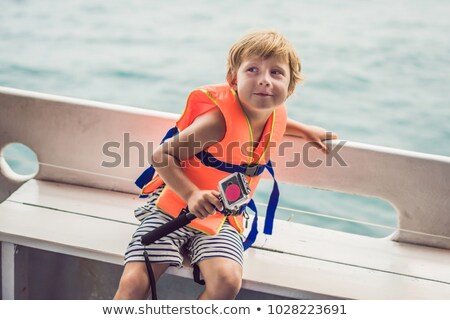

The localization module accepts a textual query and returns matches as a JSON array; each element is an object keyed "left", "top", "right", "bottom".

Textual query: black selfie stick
[
  {"left": 140, "top": 208, "right": 196, "bottom": 245},
  {"left": 140, "top": 208, "right": 196, "bottom": 300}
]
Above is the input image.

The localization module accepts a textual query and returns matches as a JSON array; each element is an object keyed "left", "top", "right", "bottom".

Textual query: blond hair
[{"left": 226, "top": 30, "right": 303, "bottom": 96}]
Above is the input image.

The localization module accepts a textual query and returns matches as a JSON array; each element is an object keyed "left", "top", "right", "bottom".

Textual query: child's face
[{"left": 232, "top": 55, "right": 290, "bottom": 114}]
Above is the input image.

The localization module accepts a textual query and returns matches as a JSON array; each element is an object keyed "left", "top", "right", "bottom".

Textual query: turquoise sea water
[{"left": 1, "top": 0, "right": 449, "bottom": 237}]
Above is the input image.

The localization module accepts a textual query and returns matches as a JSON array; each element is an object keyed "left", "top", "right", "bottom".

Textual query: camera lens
[{"left": 225, "top": 183, "right": 241, "bottom": 202}]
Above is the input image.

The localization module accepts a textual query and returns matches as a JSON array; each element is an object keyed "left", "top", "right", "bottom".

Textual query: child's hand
[
  {"left": 303, "top": 125, "right": 338, "bottom": 154},
  {"left": 187, "top": 190, "right": 224, "bottom": 219}
]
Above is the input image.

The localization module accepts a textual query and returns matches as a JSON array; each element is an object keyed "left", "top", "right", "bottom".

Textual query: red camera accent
[{"left": 225, "top": 184, "right": 241, "bottom": 202}]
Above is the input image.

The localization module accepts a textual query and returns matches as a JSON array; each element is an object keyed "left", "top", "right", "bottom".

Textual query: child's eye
[
  {"left": 272, "top": 69, "right": 284, "bottom": 76},
  {"left": 247, "top": 67, "right": 258, "bottom": 72}
]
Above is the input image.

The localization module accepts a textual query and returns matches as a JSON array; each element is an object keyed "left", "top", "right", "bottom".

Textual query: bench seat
[{"left": 1, "top": 179, "right": 449, "bottom": 299}]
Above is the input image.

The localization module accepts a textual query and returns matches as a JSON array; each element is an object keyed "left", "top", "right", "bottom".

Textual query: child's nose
[{"left": 258, "top": 72, "right": 271, "bottom": 86}]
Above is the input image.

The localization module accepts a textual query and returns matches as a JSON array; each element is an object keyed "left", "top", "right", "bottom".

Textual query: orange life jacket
[{"left": 139, "top": 83, "right": 287, "bottom": 236}]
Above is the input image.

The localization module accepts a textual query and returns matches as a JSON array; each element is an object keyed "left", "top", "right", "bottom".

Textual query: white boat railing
[{"left": 1, "top": 86, "right": 449, "bottom": 250}]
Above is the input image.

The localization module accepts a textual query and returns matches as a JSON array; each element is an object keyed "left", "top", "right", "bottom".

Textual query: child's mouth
[{"left": 254, "top": 92, "right": 273, "bottom": 97}]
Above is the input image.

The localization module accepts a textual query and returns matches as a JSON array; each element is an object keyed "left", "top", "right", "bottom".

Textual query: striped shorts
[{"left": 124, "top": 187, "right": 244, "bottom": 268}]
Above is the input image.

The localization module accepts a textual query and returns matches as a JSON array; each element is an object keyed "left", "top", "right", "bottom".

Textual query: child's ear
[
  {"left": 230, "top": 77, "right": 238, "bottom": 91},
  {"left": 227, "top": 72, "right": 238, "bottom": 90}
]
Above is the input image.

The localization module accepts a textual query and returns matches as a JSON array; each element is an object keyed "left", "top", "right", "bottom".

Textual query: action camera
[{"left": 217, "top": 172, "right": 251, "bottom": 216}]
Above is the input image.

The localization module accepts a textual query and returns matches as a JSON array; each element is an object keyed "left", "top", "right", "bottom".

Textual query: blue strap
[
  {"left": 135, "top": 126, "right": 179, "bottom": 189},
  {"left": 263, "top": 160, "right": 279, "bottom": 235},
  {"left": 135, "top": 166, "right": 156, "bottom": 190},
  {"left": 242, "top": 199, "right": 258, "bottom": 250},
  {"left": 195, "top": 150, "right": 266, "bottom": 177},
  {"left": 242, "top": 161, "right": 279, "bottom": 250},
  {"left": 160, "top": 126, "right": 180, "bottom": 144}
]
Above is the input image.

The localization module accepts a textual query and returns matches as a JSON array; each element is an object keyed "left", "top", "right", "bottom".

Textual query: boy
[{"left": 114, "top": 30, "right": 336, "bottom": 300}]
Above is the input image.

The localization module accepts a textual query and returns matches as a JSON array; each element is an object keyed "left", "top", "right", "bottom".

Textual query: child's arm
[
  {"left": 285, "top": 118, "right": 338, "bottom": 153},
  {"left": 151, "top": 108, "right": 225, "bottom": 219}
]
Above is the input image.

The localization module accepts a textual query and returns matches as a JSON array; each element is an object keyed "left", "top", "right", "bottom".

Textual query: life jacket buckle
[{"left": 244, "top": 164, "right": 261, "bottom": 177}]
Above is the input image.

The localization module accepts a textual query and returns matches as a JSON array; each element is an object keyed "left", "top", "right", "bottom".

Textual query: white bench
[
  {"left": 2, "top": 179, "right": 449, "bottom": 299},
  {"left": 1, "top": 87, "right": 449, "bottom": 299}
]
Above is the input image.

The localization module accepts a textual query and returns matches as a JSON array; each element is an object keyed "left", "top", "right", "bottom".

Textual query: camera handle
[
  {"left": 140, "top": 204, "right": 243, "bottom": 299},
  {"left": 140, "top": 208, "right": 196, "bottom": 300},
  {"left": 140, "top": 208, "right": 195, "bottom": 246}
]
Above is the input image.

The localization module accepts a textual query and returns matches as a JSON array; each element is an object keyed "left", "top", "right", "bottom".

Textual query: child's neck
[
  {"left": 245, "top": 109, "right": 273, "bottom": 145},
  {"left": 236, "top": 94, "right": 274, "bottom": 144}
]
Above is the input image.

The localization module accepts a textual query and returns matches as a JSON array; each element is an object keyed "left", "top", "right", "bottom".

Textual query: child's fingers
[
  {"left": 313, "top": 140, "right": 329, "bottom": 154},
  {"left": 209, "top": 191, "right": 224, "bottom": 211},
  {"left": 196, "top": 197, "right": 221, "bottom": 219},
  {"left": 324, "top": 131, "right": 338, "bottom": 140},
  {"left": 203, "top": 204, "right": 216, "bottom": 217},
  {"left": 192, "top": 205, "right": 213, "bottom": 219}
]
